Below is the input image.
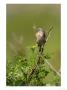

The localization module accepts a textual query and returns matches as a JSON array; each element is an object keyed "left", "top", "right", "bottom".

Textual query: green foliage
[{"left": 6, "top": 46, "right": 61, "bottom": 86}]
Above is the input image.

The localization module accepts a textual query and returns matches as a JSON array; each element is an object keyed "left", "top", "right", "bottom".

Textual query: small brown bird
[{"left": 36, "top": 27, "right": 46, "bottom": 53}]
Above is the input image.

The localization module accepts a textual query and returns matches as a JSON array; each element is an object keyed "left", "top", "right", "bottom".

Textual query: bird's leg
[
  {"left": 37, "top": 45, "right": 41, "bottom": 64},
  {"left": 38, "top": 44, "right": 44, "bottom": 64},
  {"left": 39, "top": 44, "right": 44, "bottom": 55},
  {"left": 41, "top": 45, "right": 44, "bottom": 54},
  {"left": 39, "top": 45, "right": 41, "bottom": 53},
  {"left": 38, "top": 45, "right": 44, "bottom": 54},
  {"left": 37, "top": 44, "right": 44, "bottom": 65}
]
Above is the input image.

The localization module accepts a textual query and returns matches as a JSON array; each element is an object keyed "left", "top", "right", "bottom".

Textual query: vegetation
[{"left": 6, "top": 35, "right": 61, "bottom": 86}]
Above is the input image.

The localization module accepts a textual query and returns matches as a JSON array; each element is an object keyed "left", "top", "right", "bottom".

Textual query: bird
[{"left": 35, "top": 27, "right": 46, "bottom": 54}]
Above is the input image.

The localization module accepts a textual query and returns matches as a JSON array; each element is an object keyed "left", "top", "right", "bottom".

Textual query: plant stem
[{"left": 45, "top": 59, "right": 61, "bottom": 77}]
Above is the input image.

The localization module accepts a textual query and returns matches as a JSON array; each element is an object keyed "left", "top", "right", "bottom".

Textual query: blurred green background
[{"left": 6, "top": 4, "right": 61, "bottom": 70}]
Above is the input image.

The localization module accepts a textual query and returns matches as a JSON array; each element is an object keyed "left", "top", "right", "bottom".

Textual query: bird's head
[{"left": 36, "top": 27, "right": 43, "bottom": 32}]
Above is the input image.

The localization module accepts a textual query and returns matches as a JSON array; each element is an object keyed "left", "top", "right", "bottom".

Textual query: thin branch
[
  {"left": 46, "top": 26, "right": 53, "bottom": 42},
  {"left": 45, "top": 59, "right": 61, "bottom": 77},
  {"left": 43, "top": 26, "right": 61, "bottom": 77},
  {"left": 40, "top": 54, "right": 61, "bottom": 77},
  {"left": 37, "top": 52, "right": 60, "bottom": 77}
]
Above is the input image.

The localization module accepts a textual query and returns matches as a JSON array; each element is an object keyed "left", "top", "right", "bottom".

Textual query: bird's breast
[{"left": 36, "top": 31, "right": 43, "bottom": 41}]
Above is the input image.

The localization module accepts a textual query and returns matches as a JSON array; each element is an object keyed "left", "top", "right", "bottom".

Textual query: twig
[
  {"left": 46, "top": 26, "right": 53, "bottom": 42},
  {"left": 43, "top": 26, "right": 61, "bottom": 77},
  {"left": 40, "top": 54, "right": 61, "bottom": 77},
  {"left": 45, "top": 59, "right": 61, "bottom": 77}
]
